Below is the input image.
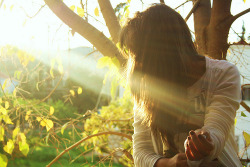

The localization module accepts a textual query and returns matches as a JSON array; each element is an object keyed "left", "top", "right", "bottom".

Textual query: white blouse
[{"left": 132, "top": 56, "right": 242, "bottom": 167}]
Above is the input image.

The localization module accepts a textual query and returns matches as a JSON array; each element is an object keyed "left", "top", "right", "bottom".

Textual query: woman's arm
[
  {"left": 190, "top": 63, "right": 241, "bottom": 162},
  {"left": 133, "top": 110, "right": 163, "bottom": 167}
]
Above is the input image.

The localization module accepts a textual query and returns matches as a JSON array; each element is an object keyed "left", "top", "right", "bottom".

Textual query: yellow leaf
[
  {"left": 3, "top": 115, "right": 13, "bottom": 125},
  {"left": 0, "top": 108, "right": 7, "bottom": 115},
  {"left": 3, "top": 139, "right": 14, "bottom": 154},
  {"left": 19, "top": 133, "right": 26, "bottom": 143},
  {"left": 70, "top": 90, "right": 75, "bottom": 96},
  {"left": 92, "top": 129, "right": 98, "bottom": 135},
  {"left": 50, "top": 69, "right": 54, "bottom": 78},
  {"left": 0, "top": 126, "right": 4, "bottom": 141},
  {"left": 4, "top": 101, "right": 9, "bottom": 110},
  {"left": 77, "top": 7, "right": 84, "bottom": 17},
  {"left": 25, "top": 115, "right": 29, "bottom": 121},
  {"left": 41, "top": 119, "right": 54, "bottom": 132},
  {"left": 40, "top": 119, "right": 46, "bottom": 127},
  {"left": 127, "top": 0, "right": 131, "bottom": 3},
  {"left": 49, "top": 106, "right": 54, "bottom": 115},
  {"left": 12, "top": 127, "right": 20, "bottom": 140},
  {"left": 2, "top": 79, "right": 8, "bottom": 91},
  {"left": 77, "top": 87, "right": 82, "bottom": 95},
  {"left": 243, "top": 131, "right": 250, "bottom": 147},
  {"left": 94, "top": 7, "right": 99, "bottom": 16},
  {"left": 69, "top": 5, "right": 75, "bottom": 11},
  {"left": 0, "top": 98, "right": 2, "bottom": 103},
  {"left": 36, "top": 117, "right": 41, "bottom": 122},
  {"left": 234, "top": 118, "right": 237, "bottom": 126},
  {"left": 10, "top": 5, "right": 14, "bottom": 11},
  {"left": 243, "top": 0, "right": 246, "bottom": 3},
  {"left": 61, "top": 122, "right": 69, "bottom": 135},
  {"left": 58, "top": 64, "right": 64, "bottom": 74},
  {"left": 0, "top": 153, "right": 8, "bottom": 167}
]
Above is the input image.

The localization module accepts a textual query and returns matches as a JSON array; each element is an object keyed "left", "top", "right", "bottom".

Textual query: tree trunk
[{"left": 193, "top": 0, "right": 232, "bottom": 60}]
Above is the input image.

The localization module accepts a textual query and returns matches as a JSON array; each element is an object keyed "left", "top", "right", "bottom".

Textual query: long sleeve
[
  {"left": 202, "top": 62, "right": 241, "bottom": 162},
  {"left": 133, "top": 109, "right": 163, "bottom": 167}
]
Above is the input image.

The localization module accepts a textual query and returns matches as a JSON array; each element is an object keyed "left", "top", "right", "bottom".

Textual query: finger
[
  {"left": 198, "top": 134, "right": 214, "bottom": 152},
  {"left": 188, "top": 137, "right": 203, "bottom": 160},
  {"left": 201, "top": 131, "right": 212, "bottom": 141},
  {"left": 185, "top": 144, "right": 195, "bottom": 161},
  {"left": 189, "top": 131, "right": 210, "bottom": 156}
]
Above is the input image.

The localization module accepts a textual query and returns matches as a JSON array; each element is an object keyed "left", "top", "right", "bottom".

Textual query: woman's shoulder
[{"left": 206, "top": 56, "right": 239, "bottom": 75}]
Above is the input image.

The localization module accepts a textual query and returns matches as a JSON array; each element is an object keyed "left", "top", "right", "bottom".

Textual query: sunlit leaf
[
  {"left": 77, "top": 87, "right": 82, "bottom": 95},
  {"left": 0, "top": 108, "right": 7, "bottom": 115},
  {"left": 5, "top": 101, "right": 9, "bottom": 110},
  {"left": 19, "top": 141, "right": 29, "bottom": 156},
  {"left": 111, "top": 57, "right": 120, "bottom": 68},
  {"left": 58, "top": 64, "right": 64, "bottom": 74},
  {"left": 50, "top": 69, "right": 54, "bottom": 78},
  {"left": 127, "top": 0, "right": 131, "bottom": 3},
  {"left": 13, "top": 88, "right": 17, "bottom": 97},
  {"left": 0, "top": 126, "right": 4, "bottom": 141},
  {"left": 3, "top": 115, "right": 13, "bottom": 125},
  {"left": 40, "top": 119, "right": 54, "bottom": 132},
  {"left": 70, "top": 90, "right": 75, "bottom": 96},
  {"left": 234, "top": 118, "right": 237, "bottom": 126},
  {"left": 61, "top": 122, "right": 69, "bottom": 135},
  {"left": 93, "top": 129, "right": 98, "bottom": 135},
  {"left": 243, "top": 0, "right": 246, "bottom": 3},
  {"left": 50, "top": 106, "right": 54, "bottom": 115},
  {"left": 69, "top": 5, "right": 75, "bottom": 11},
  {"left": 10, "top": 5, "right": 14, "bottom": 11},
  {"left": 3, "top": 139, "right": 14, "bottom": 154},
  {"left": 2, "top": 80, "right": 8, "bottom": 91},
  {"left": 19, "top": 133, "right": 26, "bottom": 143},
  {"left": 36, "top": 117, "right": 41, "bottom": 122},
  {"left": 97, "top": 56, "right": 110, "bottom": 68},
  {"left": 0, "top": 153, "right": 8, "bottom": 167},
  {"left": 94, "top": 7, "right": 99, "bottom": 16},
  {"left": 243, "top": 131, "right": 250, "bottom": 147},
  {"left": 241, "top": 111, "right": 247, "bottom": 117},
  {"left": 77, "top": 7, "right": 84, "bottom": 17},
  {"left": 36, "top": 82, "right": 39, "bottom": 91},
  {"left": 12, "top": 127, "right": 20, "bottom": 140}
]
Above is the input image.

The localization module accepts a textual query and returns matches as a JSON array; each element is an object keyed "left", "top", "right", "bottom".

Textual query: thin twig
[
  {"left": 20, "top": 4, "right": 46, "bottom": 18},
  {"left": 175, "top": 0, "right": 191, "bottom": 10},
  {"left": 46, "top": 131, "right": 132, "bottom": 167},
  {"left": 185, "top": 0, "right": 202, "bottom": 22}
]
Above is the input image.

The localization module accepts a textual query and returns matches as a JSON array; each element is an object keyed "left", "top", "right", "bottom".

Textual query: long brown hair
[{"left": 120, "top": 4, "right": 199, "bottom": 152}]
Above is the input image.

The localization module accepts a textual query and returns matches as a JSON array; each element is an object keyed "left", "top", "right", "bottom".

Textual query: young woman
[{"left": 120, "top": 4, "right": 242, "bottom": 167}]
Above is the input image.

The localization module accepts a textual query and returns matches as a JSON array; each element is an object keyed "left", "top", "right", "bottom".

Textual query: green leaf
[
  {"left": 0, "top": 153, "right": 8, "bottom": 167},
  {"left": 0, "top": 126, "right": 4, "bottom": 141},
  {"left": 3, "top": 139, "right": 14, "bottom": 154},
  {"left": 243, "top": 131, "right": 250, "bottom": 147},
  {"left": 241, "top": 111, "right": 247, "bottom": 117},
  {"left": 19, "top": 142, "right": 29, "bottom": 156},
  {"left": 77, "top": 7, "right": 84, "bottom": 17}
]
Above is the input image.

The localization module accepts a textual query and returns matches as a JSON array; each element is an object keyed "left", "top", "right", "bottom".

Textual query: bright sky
[{"left": 0, "top": 0, "right": 249, "bottom": 52}]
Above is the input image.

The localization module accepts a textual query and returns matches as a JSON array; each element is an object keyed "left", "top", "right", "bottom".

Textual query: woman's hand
[
  {"left": 154, "top": 153, "right": 188, "bottom": 167},
  {"left": 185, "top": 130, "right": 214, "bottom": 161}
]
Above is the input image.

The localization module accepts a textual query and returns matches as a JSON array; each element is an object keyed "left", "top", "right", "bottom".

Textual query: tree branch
[
  {"left": 241, "top": 101, "right": 250, "bottom": 113},
  {"left": 175, "top": 0, "right": 191, "bottom": 10},
  {"left": 185, "top": 0, "right": 202, "bottom": 22},
  {"left": 160, "top": 0, "right": 165, "bottom": 4},
  {"left": 98, "top": 0, "right": 121, "bottom": 43},
  {"left": 232, "top": 8, "right": 250, "bottom": 23},
  {"left": 44, "top": 0, "right": 124, "bottom": 64},
  {"left": 46, "top": 131, "right": 132, "bottom": 167}
]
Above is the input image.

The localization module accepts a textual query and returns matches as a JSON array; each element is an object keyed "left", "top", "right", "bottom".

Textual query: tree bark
[
  {"left": 207, "top": 0, "right": 232, "bottom": 59},
  {"left": 44, "top": 0, "right": 123, "bottom": 62},
  {"left": 193, "top": 0, "right": 211, "bottom": 56},
  {"left": 98, "top": 0, "right": 121, "bottom": 43}
]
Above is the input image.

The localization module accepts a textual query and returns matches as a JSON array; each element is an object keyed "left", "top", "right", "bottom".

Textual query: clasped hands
[
  {"left": 185, "top": 130, "right": 214, "bottom": 161},
  {"left": 155, "top": 130, "right": 214, "bottom": 167}
]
